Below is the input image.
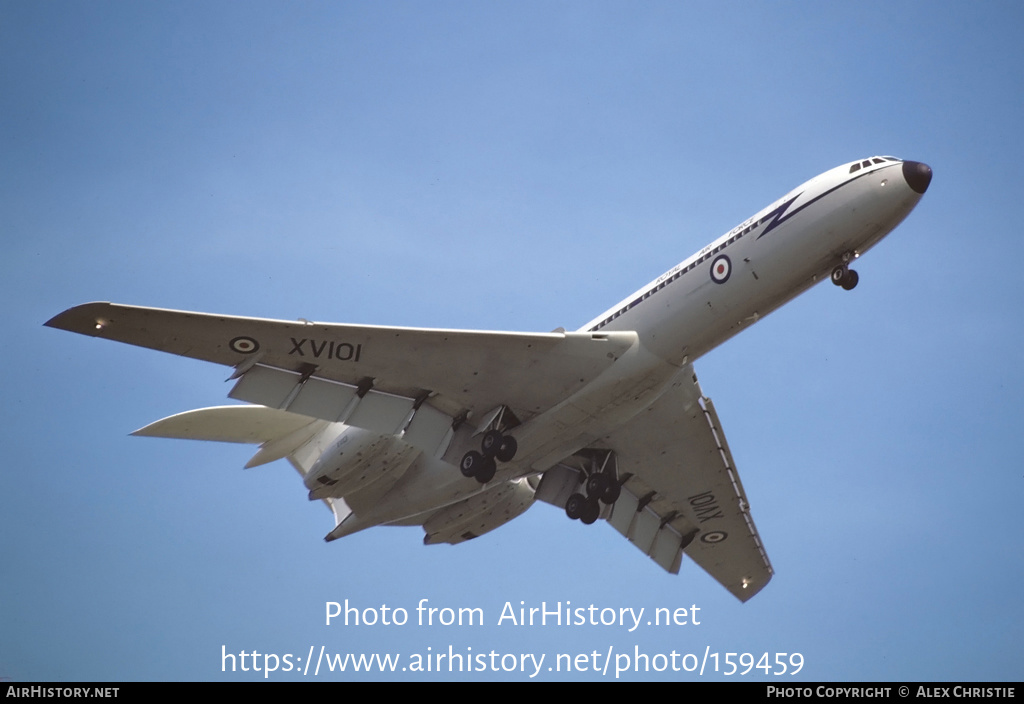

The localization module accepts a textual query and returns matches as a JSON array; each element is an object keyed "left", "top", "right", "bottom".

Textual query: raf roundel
[
  {"left": 701, "top": 531, "right": 728, "bottom": 544},
  {"left": 710, "top": 254, "right": 731, "bottom": 284},
  {"left": 229, "top": 336, "right": 260, "bottom": 354}
]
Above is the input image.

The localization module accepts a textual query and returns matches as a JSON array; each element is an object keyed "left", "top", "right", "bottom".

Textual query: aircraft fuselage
[{"left": 582, "top": 157, "right": 931, "bottom": 365}]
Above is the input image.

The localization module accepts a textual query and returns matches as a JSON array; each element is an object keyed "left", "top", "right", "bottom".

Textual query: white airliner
[{"left": 46, "top": 156, "right": 931, "bottom": 601}]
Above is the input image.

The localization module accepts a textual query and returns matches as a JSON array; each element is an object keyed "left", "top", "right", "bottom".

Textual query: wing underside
[
  {"left": 541, "top": 367, "right": 772, "bottom": 601},
  {"left": 45, "top": 302, "right": 637, "bottom": 438}
]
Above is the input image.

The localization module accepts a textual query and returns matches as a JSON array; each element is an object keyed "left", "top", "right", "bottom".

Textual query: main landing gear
[
  {"left": 831, "top": 264, "right": 859, "bottom": 291},
  {"left": 565, "top": 451, "right": 621, "bottom": 526},
  {"left": 461, "top": 428, "right": 518, "bottom": 484}
]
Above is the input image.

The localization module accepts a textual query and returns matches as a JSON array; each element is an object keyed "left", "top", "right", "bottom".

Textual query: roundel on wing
[
  {"left": 229, "top": 336, "right": 260, "bottom": 354},
  {"left": 710, "top": 254, "right": 732, "bottom": 284}
]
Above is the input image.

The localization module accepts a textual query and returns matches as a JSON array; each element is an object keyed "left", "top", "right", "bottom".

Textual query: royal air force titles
[{"left": 326, "top": 599, "right": 700, "bottom": 633}]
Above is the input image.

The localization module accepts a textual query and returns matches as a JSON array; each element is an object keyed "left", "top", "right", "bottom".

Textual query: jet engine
[
  {"left": 304, "top": 425, "right": 420, "bottom": 501},
  {"left": 422, "top": 478, "right": 535, "bottom": 545}
]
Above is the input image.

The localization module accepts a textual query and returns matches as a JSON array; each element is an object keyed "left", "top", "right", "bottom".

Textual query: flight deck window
[
  {"left": 872, "top": 158, "right": 885, "bottom": 164},
  {"left": 862, "top": 160, "right": 871, "bottom": 168},
  {"left": 850, "top": 163, "right": 862, "bottom": 174}
]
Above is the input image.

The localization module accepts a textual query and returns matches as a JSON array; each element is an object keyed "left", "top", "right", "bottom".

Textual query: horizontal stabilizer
[
  {"left": 133, "top": 404, "right": 329, "bottom": 469},
  {"left": 132, "top": 405, "right": 321, "bottom": 444}
]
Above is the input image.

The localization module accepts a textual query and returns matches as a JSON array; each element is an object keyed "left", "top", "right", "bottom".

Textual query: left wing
[
  {"left": 45, "top": 303, "right": 637, "bottom": 445},
  {"left": 538, "top": 367, "right": 773, "bottom": 601},
  {"left": 609, "top": 370, "right": 772, "bottom": 600}
]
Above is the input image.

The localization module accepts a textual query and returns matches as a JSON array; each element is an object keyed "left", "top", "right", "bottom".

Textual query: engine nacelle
[
  {"left": 422, "top": 478, "right": 536, "bottom": 545},
  {"left": 304, "top": 425, "right": 419, "bottom": 500}
]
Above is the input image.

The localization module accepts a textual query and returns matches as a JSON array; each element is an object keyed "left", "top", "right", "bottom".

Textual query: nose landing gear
[{"left": 831, "top": 264, "right": 859, "bottom": 290}]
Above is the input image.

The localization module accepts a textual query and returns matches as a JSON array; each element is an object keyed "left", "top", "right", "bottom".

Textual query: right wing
[{"left": 46, "top": 302, "right": 638, "bottom": 455}]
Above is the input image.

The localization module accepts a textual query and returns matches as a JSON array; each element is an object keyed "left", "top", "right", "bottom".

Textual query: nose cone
[{"left": 902, "top": 161, "right": 932, "bottom": 194}]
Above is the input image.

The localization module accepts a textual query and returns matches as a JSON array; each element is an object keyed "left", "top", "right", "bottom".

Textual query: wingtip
[
  {"left": 43, "top": 302, "right": 114, "bottom": 334},
  {"left": 733, "top": 572, "right": 772, "bottom": 603}
]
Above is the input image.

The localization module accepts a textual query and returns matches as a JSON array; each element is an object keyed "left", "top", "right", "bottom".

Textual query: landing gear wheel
[
  {"left": 481, "top": 429, "right": 504, "bottom": 457},
  {"left": 600, "top": 481, "right": 621, "bottom": 504},
  {"left": 831, "top": 265, "right": 847, "bottom": 286},
  {"left": 831, "top": 265, "right": 859, "bottom": 290},
  {"left": 565, "top": 493, "right": 587, "bottom": 520},
  {"left": 495, "top": 435, "right": 518, "bottom": 463},
  {"left": 460, "top": 451, "right": 485, "bottom": 478},
  {"left": 474, "top": 456, "right": 496, "bottom": 483},
  {"left": 585, "top": 473, "right": 609, "bottom": 497},
  {"left": 580, "top": 499, "right": 600, "bottom": 525}
]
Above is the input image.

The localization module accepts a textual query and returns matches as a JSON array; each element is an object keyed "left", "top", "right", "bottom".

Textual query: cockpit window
[{"left": 852, "top": 156, "right": 898, "bottom": 173}]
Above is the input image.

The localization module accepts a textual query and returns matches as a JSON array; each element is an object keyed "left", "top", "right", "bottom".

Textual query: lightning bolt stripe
[
  {"left": 757, "top": 164, "right": 900, "bottom": 239},
  {"left": 588, "top": 163, "right": 902, "bottom": 332}
]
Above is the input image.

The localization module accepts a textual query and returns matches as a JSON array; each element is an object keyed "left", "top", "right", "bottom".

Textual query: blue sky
[{"left": 3, "top": 1, "right": 1022, "bottom": 681}]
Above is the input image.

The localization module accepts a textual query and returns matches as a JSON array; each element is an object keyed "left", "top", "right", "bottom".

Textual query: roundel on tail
[{"left": 710, "top": 254, "right": 731, "bottom": 284}]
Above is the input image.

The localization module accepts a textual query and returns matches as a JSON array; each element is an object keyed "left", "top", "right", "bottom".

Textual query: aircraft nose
[{"left": 902, "top": 161, "right": 932, "bottom": 194}]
